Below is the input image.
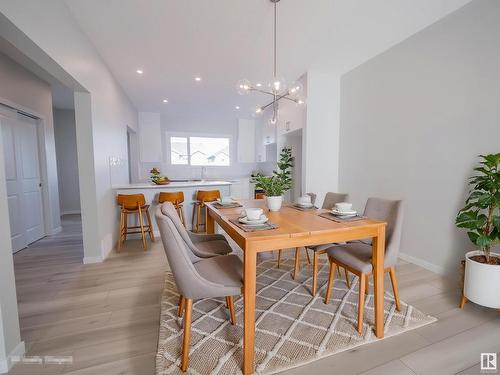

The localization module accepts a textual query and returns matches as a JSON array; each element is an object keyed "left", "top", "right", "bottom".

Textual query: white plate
[
  {"left": 295, "top": 202, "right": 313, "bottom": 208},
  {"left": 331, "top": 209, "right": 357, "bottom": 216},
  {"left": 239, "top": 215, "right": 269, "bottom": 225}
]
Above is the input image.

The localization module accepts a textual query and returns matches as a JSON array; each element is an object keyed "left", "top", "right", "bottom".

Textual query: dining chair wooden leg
[
  {"left": 277, "top": 249, "right": 282, "bottom": 268},
  {"left": 191, "top": 204, "right": 196, "bottom": 231},
  {"left": 123, "top": 212, "right": 128, "bottom": 241},
  {"left": 178, "top": 295, "right": 185, "bottom": 317},
  {"left": 117, "top": 211, "right": 124, "bottom": 252},
  {"left": 226, "top": 296, "right": 236, "bottom": 325},
  {"left": 324, "top": 260, "right": 337, "bottom": 304},
  {"left": 459, "top": 294, "right": 468, "bottom": 309},
  {"left": 344, "top": 268, "right": 351, "bottom": 288},
  {"left": 181, "top": 298, "right": 193, "bottom": 372},
  {"left": 358, "top": 273, "right": 366, "bottom": 333},
  {"left": 293, "top": 247, "right": 300, "bottom": 279},
  {"left": 137, "top": 206, "right": 148, "bottom": 251},
  {"left": 145, "top": 208, "right": 155, "bottom": 241},
  {"left": 389, "top": 267, "right": 401, "bottom": 311},
  {"left": 305, "top": 248, "right": 311, "bottom": 264},
  {"left": 196, "top": 204, "right": 201, "bottom": 233},
  {"left": 312, "top": 252, "right": 319, "bottom": 296},
  {"left": 365, "top": 275, "right": 370, "bottom": 294}
]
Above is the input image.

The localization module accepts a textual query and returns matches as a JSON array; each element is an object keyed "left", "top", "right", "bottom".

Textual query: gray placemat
[
  {"left": 319, "top": 212, "right": 366, "bottom": 222},
  {"left": 289, "top": 204, "right": 319, "bottom": 211},
  {"left": 211, "top": 202, "right": 243, "bottom": 209},
  {"left": 229, "top": 218, "right": 279, "bottom": 232}
]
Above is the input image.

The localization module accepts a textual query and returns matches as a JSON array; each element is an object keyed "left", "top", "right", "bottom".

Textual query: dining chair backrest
[
  {"left": 363, "top": 198, "right": 404, "bottom": 267},
  {"left": 322, "top": 192, "right": 350, "bottom": 210},
  {"left": 117, "top": 194, "right": 146, "bottom": 209},
  {"left": 156, "top": 203, "right": 216, "bottom": 299},
  {"left": 159, "top": 202, "right": 217, "bottom": 260}
]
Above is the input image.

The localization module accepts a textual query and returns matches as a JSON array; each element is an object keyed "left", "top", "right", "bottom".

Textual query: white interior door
[{"left": 1, "top": 110, "right": 45, "bottom": 252}]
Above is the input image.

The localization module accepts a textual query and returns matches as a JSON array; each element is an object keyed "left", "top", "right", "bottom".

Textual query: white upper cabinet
[
  {"left": 254, "top": 116, "right": 277, "bottom": 163},
  {"left": 237, "top": 119, "right": 255, "bottom": 163},
  {"left": 138, "top": 112, "right": 162, "bottom": 162}
]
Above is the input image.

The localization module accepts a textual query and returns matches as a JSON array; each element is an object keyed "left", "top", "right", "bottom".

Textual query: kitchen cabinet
[
  {"left": 138, "top": 112, "right": 162, "bottom": 162},
  {"left": 237, "top": 119, "right": 255, "bottom": 163},
  {"left": 255, "top": 117, "right": 277, "bottom": 162},
  {"left": 230, "top": 178, "right": 251, "bottom": 199}
]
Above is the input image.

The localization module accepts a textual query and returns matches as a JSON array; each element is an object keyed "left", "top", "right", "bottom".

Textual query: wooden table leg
[
  {"left": 243, "top": 244, "right": 257, "bottom": 375},
  {"left": 372, "top": 225, "right": 385, "bottom": 338},
  {"left": 206, "top": 209, "right": 215, "bottom": 234}
]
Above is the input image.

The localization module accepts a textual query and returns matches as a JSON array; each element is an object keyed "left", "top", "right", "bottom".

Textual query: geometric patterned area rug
[{"left": 156, "top": 258, "right": 436, "bottom": 375}]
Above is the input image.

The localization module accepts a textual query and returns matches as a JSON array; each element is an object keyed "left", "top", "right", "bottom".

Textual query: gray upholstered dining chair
[
  {"left": 293, "top": 192, "right": 350, "bottom": 295},
  {"left": 156, "top": 202, "right": 243, "bottom": 372},
  {"left": 324, "top": 197, "right": 404, "bottom": 333},
  {"left": 186, "top": 231, "right": 233, "bottom": 258}
]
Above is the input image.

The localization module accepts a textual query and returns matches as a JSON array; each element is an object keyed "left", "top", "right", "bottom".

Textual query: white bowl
[
  {"left": 335, "top": 202, "right": 353, "bottom": 212},
  {"left": 245, "top": 208, "right": 263, "bottom": 221}
]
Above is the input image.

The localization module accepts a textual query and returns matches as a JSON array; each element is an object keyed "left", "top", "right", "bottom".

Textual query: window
[
  {"left": 170, "top": 137, "right": 188, "bottom": 165},
  {"left": 169, "top": 136, "right": 230, "bottom": 166}
]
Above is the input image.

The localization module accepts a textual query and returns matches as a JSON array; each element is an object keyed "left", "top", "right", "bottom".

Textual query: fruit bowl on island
[{"left": 150, "top": 168, "right": 170, "bottom": 185}]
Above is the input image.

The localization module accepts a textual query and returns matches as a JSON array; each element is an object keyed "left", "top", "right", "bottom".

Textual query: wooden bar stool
[
  {"left": 192, "top": 190, "right": 220, "bottom": 232},
  {"left": 158, "top": 191, "right": 186, "bottom": 227},
  {"left": 117, "top": 193, "right": 155, "bottom": 251}
]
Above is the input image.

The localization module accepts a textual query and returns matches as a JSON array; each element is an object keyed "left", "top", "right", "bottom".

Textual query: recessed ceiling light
[
  {"left": 195, "top": 77, "right": 202, "bottom": 82},
  {"left": 163, "top": 99, "right": 168, "bottom": 103},
  {"left": 256, "top": 83, "right": 262, "bottom": 87},
  {"left": 235, "top": 106, "right": 240, "bottom": 110},
  {"left": 136, "top": 69, "right": 143, "bottom": 75}
]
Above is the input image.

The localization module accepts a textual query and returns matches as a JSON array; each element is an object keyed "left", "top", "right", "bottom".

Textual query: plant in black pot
[
  {"left": 456, "top": 153, "right": 500, "bottom": 308},
  {"left": 255, "top": 147, "right": 293, "bottom": 211}
]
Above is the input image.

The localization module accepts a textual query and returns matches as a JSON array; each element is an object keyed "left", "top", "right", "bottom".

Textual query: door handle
[{"left": 38, "top": 183, "right": 42, "bottom": 187}]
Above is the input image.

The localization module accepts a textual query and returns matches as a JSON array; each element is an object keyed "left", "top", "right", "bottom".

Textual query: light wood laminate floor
[{"left": 9, "top": 215, "right": 499, "bottom": 374}]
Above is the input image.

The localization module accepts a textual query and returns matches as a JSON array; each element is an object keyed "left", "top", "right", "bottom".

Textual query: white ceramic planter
[
  {"left": 464, "top": 250, "right": 500, "bottom": 308},
  {"left": 266, "top": 196, "right": 283, "bottom": 212}
]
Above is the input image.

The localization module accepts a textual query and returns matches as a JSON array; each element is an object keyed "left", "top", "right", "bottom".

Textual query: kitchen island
[{"left": 114, "top": 180, "right": 233, "bottom": 232}]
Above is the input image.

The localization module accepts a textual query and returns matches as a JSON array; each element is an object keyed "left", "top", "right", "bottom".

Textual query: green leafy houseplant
[
  {"left": 456, "top": 153, "right": 500, "bottom": 264},
  {"left": 255, "top": 147, "right": 293, "bottom": 197}
]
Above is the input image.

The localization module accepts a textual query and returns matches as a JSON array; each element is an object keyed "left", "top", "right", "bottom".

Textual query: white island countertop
[{"left": 113, "top": 180, "right": 234, "bottom": 189}]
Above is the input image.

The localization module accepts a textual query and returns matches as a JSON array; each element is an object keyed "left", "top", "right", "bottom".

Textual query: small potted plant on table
[
  {"left": 255, "top": 147, "right": 293, "bottom": 211},
  {"left": 456, "top": 153, "right": 500, "bottom": 309}
]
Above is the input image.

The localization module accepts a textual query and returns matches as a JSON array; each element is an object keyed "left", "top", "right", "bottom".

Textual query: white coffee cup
[
  {"left": 245, "top": 208, "right": 263, "bottom": 221},
  {"left": 298, "top": 195, "right": 312, "bottom": 205},
  {"left": 220, "top": 196, "right": 233, "bottom": 204},
  {"left": 335, "top": 202, "right": 353, "bottom": 212}
]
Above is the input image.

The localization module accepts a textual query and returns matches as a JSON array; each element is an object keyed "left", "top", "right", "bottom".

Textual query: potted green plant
[
  {"left": 456, "top": 153, "right": 500, "bottom": 308},
  {"left": 255, "top": 147, "right": 293, "bottom": 211}
]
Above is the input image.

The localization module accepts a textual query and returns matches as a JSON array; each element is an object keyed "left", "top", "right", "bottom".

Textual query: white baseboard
[
  {"left": 83, "top": 255, "right": 103, "bottom": 264},
  {"left": 49, "top": 226, "right": 62, "bottom": 235},
  {"left": 61, "top": 210, "right": 81, "bottom": 215},
  {"left": 0, "top": 341, "right": 25, "bottom": 373},
  {"left": 399, "top": 252, "right": 447, "bottom": 275}
]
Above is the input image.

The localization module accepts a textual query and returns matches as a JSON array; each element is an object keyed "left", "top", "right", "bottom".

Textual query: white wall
[
  {"left": 138, "top": 113, "right": 258, "bottom": 181},
  {"left": 0, "top": 116, "right": 24, "bottom": 372},
  {"left": 53, "top": 108, "right": 80, "bottom": 214},
  {"left": 0, "top": 0, "right": 138, "bottom": 262},
  {"left": 0, "top": 52, "right": 61, "bottom": 234},
  {"left": 339, "top": 0, "right": 500, "bottom": 275}
]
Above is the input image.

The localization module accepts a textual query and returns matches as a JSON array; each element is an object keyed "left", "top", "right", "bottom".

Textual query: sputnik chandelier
[{"left": 236, "top": 0, "right": 305, "bottom": 125}]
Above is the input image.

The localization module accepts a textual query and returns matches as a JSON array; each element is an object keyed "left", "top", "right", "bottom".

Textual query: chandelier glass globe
[{"left": 236, "top": 79, "right": 252, "bottom": 95}]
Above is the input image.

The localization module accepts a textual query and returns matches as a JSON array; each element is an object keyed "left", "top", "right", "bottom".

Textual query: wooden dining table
[{"left": 206, "top": 199, "right": 387, "bottom": 375}]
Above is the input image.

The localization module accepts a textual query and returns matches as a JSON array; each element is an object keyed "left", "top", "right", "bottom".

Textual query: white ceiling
[{"left": 64, "top": 0, "right": 471, "bottom": 119}]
